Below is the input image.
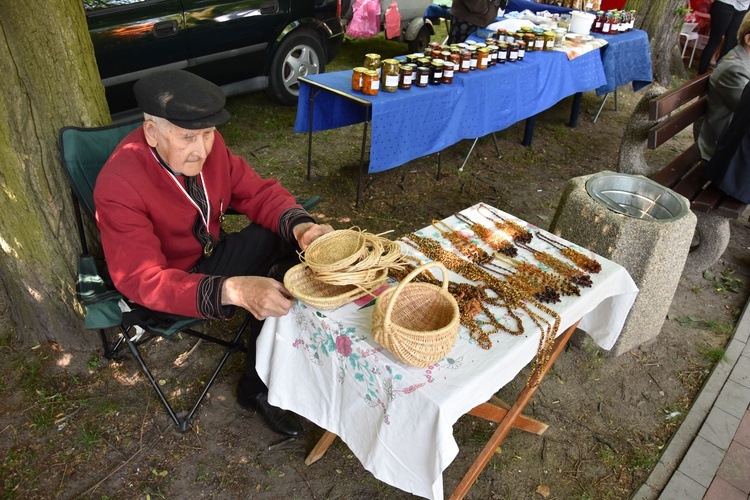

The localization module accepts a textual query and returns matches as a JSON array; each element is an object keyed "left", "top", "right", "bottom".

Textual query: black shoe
[{"left": 237, "top": 387, "right": 303, "bottom": 437}]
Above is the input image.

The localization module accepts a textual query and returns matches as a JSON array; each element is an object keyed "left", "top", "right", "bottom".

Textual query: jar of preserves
[
  {"left": 601, "top": 12, "right": 611, "bottom": 33},
  {"left": 517, "top": 41, "right": 526, "bottom": 61},
  {"left": 543, "top": 31, "right": 555, "bottom": 51},
  {"left": 469, "top": 48, "right": 478, "bottom": 70},
  {"left": 505, "top": 31, "right": 516, "bottom": 43},
  {"left": 509, "top": 42, "right": 519, "bottom": 62},
  {"left": 449, "top": 49, "right": 460, "bottom": 67},
  {"left": 416, "top": 66, "right": 429, "bottom": 87},
  {"left": 405, "top": 63, "right": 417, "bottom": 84},
  {"left": 592, "top": 10, "right": 604, "bottom": 32},
  {"left": 429, "top": 59, "right": 443, "bottom": 85},
  {"left": 381, "top": 58, "right": 400, "bottom": 92},
  {"left": 459, "top": 49, "right": 471, "bottom": 72},
  {"left": 442, "top": 61, "right": 455, "bottom": 84},
  {"left": 362, "top": 70, "right": 379, "bottom": 95},
  {"left": 364, "top": 53, "right": 381, "bottom": 72},
  {"left": 351, "top": 67, "right": 366, "bottom": 91},
  {"left": 554, "top": 28, "right": 566, "bottom": 47},
  {"left": 398, "top": 65, "right": 413, "bottom": 90},
  {"left": 497, "top": 42, "right": 508, "bottom": 63},
  {"left": 533, "top": 32, "right": 545, "bottom": 51},
  {"left": 417, "top": 57, "right": 431, "bottom": 67},
  {"left": 496, "top": 28, "right": 507, "bottom": 42},
  {"left": 406, "top": 54, "right": 420, "bottom": 65},
  {"left": 524, "top": 33, "right": 535, "bottom": 52},
  {"left": 477, "top": 47, "right": 490, "bottom": 69},
  {"left": 488, "top": 45, "right": 498, "bottom": 66}
]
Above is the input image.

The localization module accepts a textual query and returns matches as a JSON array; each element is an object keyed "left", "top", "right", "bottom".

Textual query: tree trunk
[
  {"left": 626, "top": 0, "right": 689, "bottom": 86},
  {"left": 0, "top": 1, "right": 110, "bottom": 349}
]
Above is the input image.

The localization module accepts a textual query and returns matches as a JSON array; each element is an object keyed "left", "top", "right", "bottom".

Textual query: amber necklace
[
  {"left": 518, "top": 243, "right": 593, "bottom": 288},
  {"left": 453, "top": 212, "right": 518, "bottom": 257},
  {"left": 478, "top": 203, "right": 533, "bottom": 244},
  {"left": 535, "top": 232, "right": 602, "bottom": 274},
  {"left": 431, "top": 219, "right": 493, "bottom": 265}
]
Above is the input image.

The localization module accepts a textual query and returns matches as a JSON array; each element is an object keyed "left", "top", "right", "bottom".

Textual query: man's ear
[{"left": 143, "top": 120, "right": 159, "bottom": 147}]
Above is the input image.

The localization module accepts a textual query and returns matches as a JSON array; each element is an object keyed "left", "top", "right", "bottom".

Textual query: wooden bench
[{"left": 645, "top": 72, "right": 748, "bottom": 272}]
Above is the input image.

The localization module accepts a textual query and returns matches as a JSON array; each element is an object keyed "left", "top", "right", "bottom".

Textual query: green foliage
[
  {"left": 703, "top": 268, "right": 745, "bottom": 293},
  {"left": 699, "top": 345, "right": 727, "bottom": 364}
]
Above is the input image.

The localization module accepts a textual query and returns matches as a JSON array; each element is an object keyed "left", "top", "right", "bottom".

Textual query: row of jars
[
  {"left": 592, "top": 10, "right": 636, "bottom": 34},
  {"left": 353, "top": 39, "right": 534, "bottom": 95}
]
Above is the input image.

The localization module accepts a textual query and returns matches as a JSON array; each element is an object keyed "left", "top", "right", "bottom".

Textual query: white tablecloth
[{"left": 256, "top": 204, "right": 638, "bottom": 499}]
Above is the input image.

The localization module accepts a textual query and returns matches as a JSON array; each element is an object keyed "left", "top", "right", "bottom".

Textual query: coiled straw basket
[
  {"left": 284, "top": 263, "right": 388, "bottom": 310},
  {"left": 372, "top": 262, "right": 460, "bottom": 368}
]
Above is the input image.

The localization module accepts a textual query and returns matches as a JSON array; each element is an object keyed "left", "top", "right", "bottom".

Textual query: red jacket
[{"left": 94, "top": 127, "right": 300, "bottom": 318}]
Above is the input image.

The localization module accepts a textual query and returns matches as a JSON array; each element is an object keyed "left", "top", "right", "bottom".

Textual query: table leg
[
  {"left": 305, "top": 430, "right": 338, "bottom": 466},
  {"left": 466, "top": 400, "right": 548, "bottom": 435},
  {"left": 306, "top": 88, "right": 317, "bottom": 181},
  {"left": 492, "top": 132, "right": 502, "bottom": 158},
  {"left": 568, "top": 92, "right": 583, "bottom": 128},
  {"left": 522, "top": 116, "right": 536, "bottom": 147},
  {"left": 437, "top": 151, "right": 443, "bottom": 181},
  {"left": 593, "top": 93, "right": 609, "bottom": 123},
  {"left": 459, "top": 137, "right": 480, "bottom": 172},
  {"left": 356, "top": 118, "right": 369, "bottom": 209},
  {"left": 449, "top": 321, "right": 580, "bottom": 500}
]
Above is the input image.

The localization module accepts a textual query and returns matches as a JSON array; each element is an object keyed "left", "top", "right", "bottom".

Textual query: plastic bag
[
  {"left": 347, "top": 0, "right": 381, "bottom": 38},
  {"left": 385, "top": 2, "right": 401, "bottom": 40}
]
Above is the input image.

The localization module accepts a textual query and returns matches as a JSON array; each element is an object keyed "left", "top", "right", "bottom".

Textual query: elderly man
[{"left": 94, "top": 70, "right": 332, "bottom": 436}]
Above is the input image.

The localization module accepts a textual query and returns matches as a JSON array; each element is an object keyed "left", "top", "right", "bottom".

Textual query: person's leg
[
  {"left": 721, "top": 7, "right": 746, "bottom": 57},
  {"left": 699, "top": 1, "right": 735, "bottom": 73},
  {"left": 197, "top": 224, "right": 303, "bottom": 435},
  {"left": 448, "top": 16, "right": 479, "bottom": 44}
]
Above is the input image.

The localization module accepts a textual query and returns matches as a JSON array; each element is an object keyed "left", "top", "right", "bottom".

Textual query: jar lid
[
  {"left": 399, "top": 65, "right": 412, "bottom": 71},
  {"left": 353, "top": 67, "right": 367, "bottom": 72},
  {"left": 416, "top": 66, "right": 429, "bottom": 72},
  {"left": 430, "top": 59, "right": 444, "bottom": 67},
  {"left": 382, "top": 58, "right": 400, "bottom": 65},
  {"left": 365, "top": 70, "right": 378, "bottom": 76},
  {"left": 364, "top": 53, "right": 380, "bottom": 59}
]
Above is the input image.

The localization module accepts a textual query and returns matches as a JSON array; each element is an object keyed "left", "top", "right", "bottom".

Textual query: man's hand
[
  {"left": 293, "top": 222, "right": 334, "bottom": 250},
  {"left": 221, "top": 276, "right": 294, "bottom": 320}
]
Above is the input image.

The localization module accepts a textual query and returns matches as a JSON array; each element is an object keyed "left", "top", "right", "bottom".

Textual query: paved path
[{"left": 633, "top": 298, "right": 750, "bottom": 500}]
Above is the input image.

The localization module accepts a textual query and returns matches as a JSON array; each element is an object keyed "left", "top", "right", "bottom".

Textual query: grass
[{"left": 699, "top": 345, "right": 727, "bottom": 364}]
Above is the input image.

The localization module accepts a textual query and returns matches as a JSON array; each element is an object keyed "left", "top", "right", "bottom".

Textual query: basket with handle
[{"left": 372, "top": 262, "right": 460, "bottom": 368}]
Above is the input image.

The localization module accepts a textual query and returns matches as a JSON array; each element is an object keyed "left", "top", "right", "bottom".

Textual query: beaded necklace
[
  {"left": 431, "top": 219, "right": 493, "bottom": 265},
  {"left": 453, "top": 212, "right": 517, "bottom": 257},
  {"left": 478, "top": 203, "right": 533, "bottom": 244},
  {"left": 519, "top": 243, "right": 593, "bottom": 288},
  {"left": 536, "top": 232, "right": 602, "bottom": 274}
]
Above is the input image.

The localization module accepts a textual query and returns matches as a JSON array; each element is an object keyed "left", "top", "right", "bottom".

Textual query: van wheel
[
  {"left": 407, "top": 24, "right": 432, "bottom": 53},
  {"left": 267, "top": 30, "right": 325, "bottom": 106}
]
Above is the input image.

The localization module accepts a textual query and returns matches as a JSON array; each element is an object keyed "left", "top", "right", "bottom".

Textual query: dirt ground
[{"left": 2, "top": 82, "right": 750, "bottom": 499}]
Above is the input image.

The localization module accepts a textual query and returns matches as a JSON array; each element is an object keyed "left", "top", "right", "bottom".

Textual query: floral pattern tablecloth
[{"left": 256, "top": 204, "right": 638, "bottom": 499}]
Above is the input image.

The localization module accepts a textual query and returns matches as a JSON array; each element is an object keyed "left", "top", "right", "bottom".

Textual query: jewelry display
[
  {"left": 536, "top": 232, "right": 602, "bottom": 274},
  {"left": 431, "top": 219, "right": 493, "bottom": 265},
  {"left": 453, "top": 212, "right": 517, "bottom": 257},
  {"left": 518, "top": 243, "right": 593, "bottom": 288},
  {"left": 478, "top": 203, "right": 533, "bottom": 244}
]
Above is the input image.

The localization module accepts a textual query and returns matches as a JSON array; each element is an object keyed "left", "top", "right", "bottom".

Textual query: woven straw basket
[
  {"left": 372, "top": 262, "right": 460, "bottom": 368},
  {"left": 302, "top": 229, "right": 367, "bottom": 273},
  {"left": 284, "top": 263, "right": 388, "bottom": 310}
]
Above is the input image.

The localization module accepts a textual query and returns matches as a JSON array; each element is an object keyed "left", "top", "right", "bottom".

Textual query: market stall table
[
  {"left": 296, "top": 48, "right": 605, "bottom": 206},
  {"left": 256, "top": 203, "right": 639, "bottom": 499}
]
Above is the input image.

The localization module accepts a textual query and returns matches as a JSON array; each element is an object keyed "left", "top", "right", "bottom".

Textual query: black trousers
[
  {"left": 196, "top": 224, "right": 300, "bottom": 396},
  {"left": 699, "top": 1, "right": 747, "bottom": 74},
  {"left": 124, "top": 224, "right": 300, "bottom": 396}
]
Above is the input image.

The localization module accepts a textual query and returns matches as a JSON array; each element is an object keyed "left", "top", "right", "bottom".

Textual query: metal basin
[{"left": 585, "top": 172, "right": 689, "bottom": 221}]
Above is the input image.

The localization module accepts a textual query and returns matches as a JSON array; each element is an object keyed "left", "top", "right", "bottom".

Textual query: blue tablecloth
[
  {"left": 593, "top": 29, "right": 652, "bottom": 95},
  {"left": 507, "top": 0, "right": 572, "bottom": 14},
  {"left": 295, "top": 49, "right": 605, "bottom": 174}
]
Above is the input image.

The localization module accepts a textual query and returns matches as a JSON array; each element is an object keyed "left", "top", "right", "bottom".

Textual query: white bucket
[{"left": 569, "top": 11, "right": 596, "bottom": 35}]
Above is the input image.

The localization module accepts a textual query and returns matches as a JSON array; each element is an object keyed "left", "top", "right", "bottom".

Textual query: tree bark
[
  {"left": 0, "top": 1, "right": 110, "bottom": 348},
  {"left": 626, "top": 0, "right": 689, "bottom": 86}
]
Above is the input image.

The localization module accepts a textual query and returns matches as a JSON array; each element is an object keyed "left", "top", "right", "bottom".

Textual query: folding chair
[{"left": 59, "top": 120, "right": 251, "bottom": 432}]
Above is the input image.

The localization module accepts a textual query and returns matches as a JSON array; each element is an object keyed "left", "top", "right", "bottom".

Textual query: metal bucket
[{"left": 585, "top": 172, "right": 689, "bottom": 221}]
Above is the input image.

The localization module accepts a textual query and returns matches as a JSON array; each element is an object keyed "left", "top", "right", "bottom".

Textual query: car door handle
[
  {"left": 260, "top": 1, "right": 279, "bottom": 14},
  {"left": 153, "top": 20, "right": 178, "bottom": 38}
]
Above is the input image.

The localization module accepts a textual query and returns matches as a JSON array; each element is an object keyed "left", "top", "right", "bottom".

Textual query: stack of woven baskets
[{"left": 284, "top": 228, "right": 403, "bottom": 310}]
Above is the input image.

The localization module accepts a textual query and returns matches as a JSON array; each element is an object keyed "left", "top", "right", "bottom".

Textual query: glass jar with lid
[
  {"left": 543, "top": 31, "right": 555, "bottom": 51},
  {"left": 517, "top": 41, "right": 526, "bottom": 61},
  {"left": 429, "top": 59, "right": 443, "bottom": 85},
  {"left": 524, "top": 33, "right": 535, "bottom": 52},
  {"left": 533, "top": 30, "right": 545, "bottom": 51},
  {"left": 381, "top": 58, "right": 400, "bottom": 92},
  {"left": 554, "top": 28, "right": 566, "bottom": 47},
  {"left": 406, "top": 54, "right": 420, "bottom": 65},
  {"left": 469, "top": 48, "right": 478, "bottom": 70},
  {"left": 362, "top": 70, "right": 379, "bottom": 95},
  {"left": 477, "top": 47, "right": 490, "bottom": 69},
  {"left": 509, "top": 42, "right": 519, "bottom": 62},
  {"left": 496, "top": 28, "right": 507, "bottom": 42},
  {"left": 459, "top": 49, "right": 471, "bottom": 72},
  {"left": 497, "top": 42, "right": 508, "bottom": 63},
  {"left": 488, "top": 45, "right": 498, "bottom": 66},
  {"left": 442, "top": 61, "right": 455, "bottom": 84},
  {"left": 351, "top": 67, "right": 366, "bottom": 91},
  {"left": 364, "top": 53, "right": 381, "bottom": 72},
  {"left": 416, "top": 66, "right": 429, "bottom": 87},
  {"left": 398, "top": 65, "right": 413, "bottom": 90}
]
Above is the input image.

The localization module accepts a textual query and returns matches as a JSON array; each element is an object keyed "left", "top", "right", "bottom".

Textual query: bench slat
[
  {"left": 648, "top": 96, "right": 706, "bottom": 149},
  {"left": 651, "top": 144, "right": 702, "bottom": 187},
  {"left": 671, "top": 166, "right": 709, "bottom": 201},
  {"left": 649, "top": 72, "right": 711, "bottom": 121}
]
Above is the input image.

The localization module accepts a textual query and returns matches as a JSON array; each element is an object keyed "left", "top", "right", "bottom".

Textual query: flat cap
[{"left": 134, "top": 70, "right": 230, "bottom": 129}]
